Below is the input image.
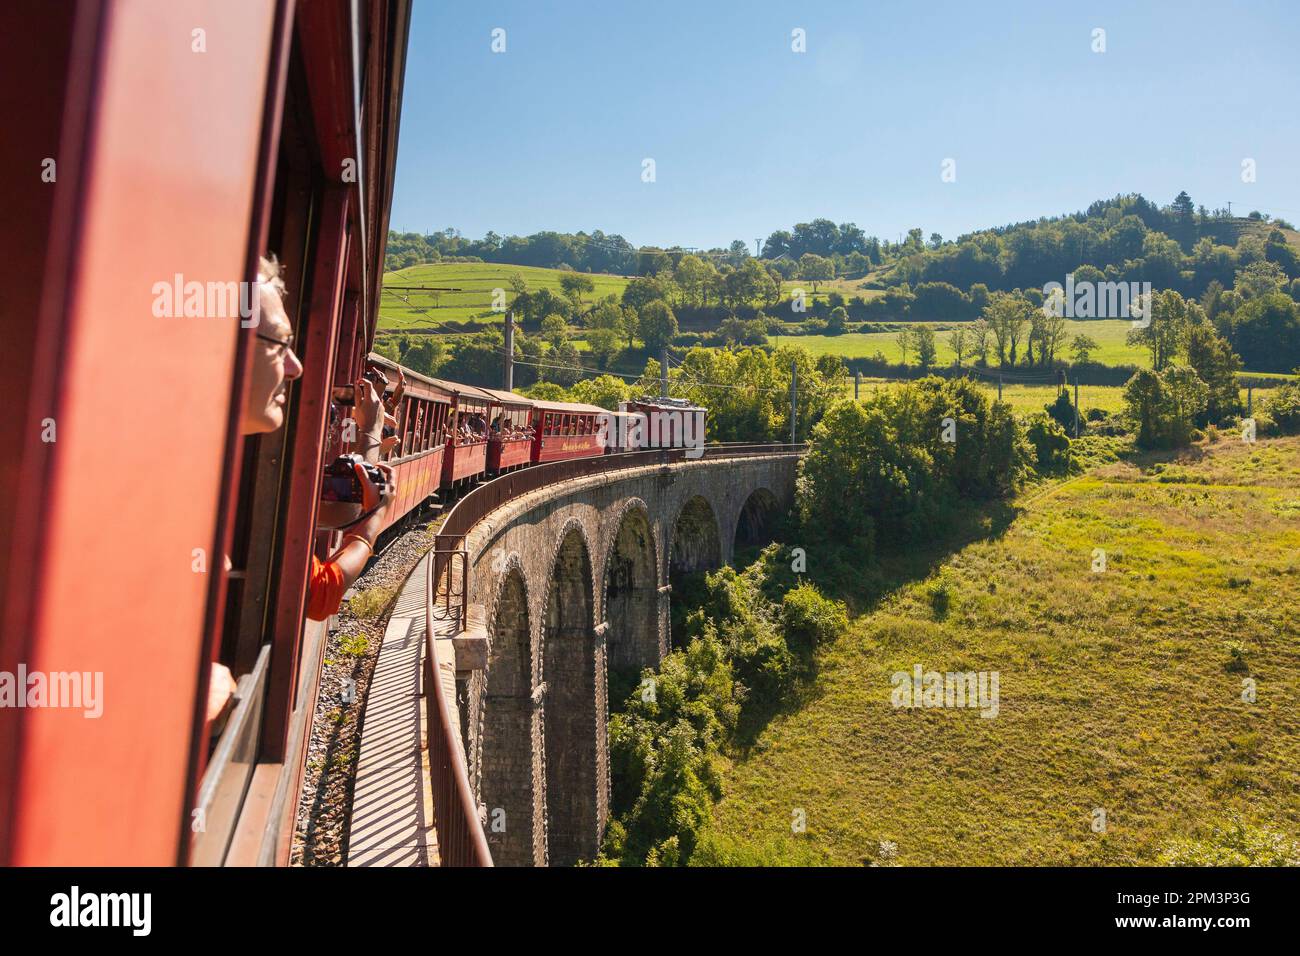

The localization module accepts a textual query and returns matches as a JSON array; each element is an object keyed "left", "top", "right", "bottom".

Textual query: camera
[{"left": 321, "top": 453, "right": 389, "bottom": 504}]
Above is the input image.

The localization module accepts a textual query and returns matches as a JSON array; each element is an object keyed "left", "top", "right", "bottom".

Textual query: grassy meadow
[
  {"left": 699, "top": 435, "right": 1300, "bottom": 865},
  {"left": 842, "top": 378, "right": 1131, "bottom": 416},
  {"left": 775, "top": 318, "right": 1149, "bottom": 367},
  {"left": 379, "top": 262, "right": 630, "bottom": 331}
]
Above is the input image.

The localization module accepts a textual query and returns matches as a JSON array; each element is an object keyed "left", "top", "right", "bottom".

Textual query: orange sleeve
[{"left": 306, "top": 555, "right": 347, "bottom": 621}]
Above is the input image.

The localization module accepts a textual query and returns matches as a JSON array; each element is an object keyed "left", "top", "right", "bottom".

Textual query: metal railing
[
  {"left": 421, "top": 441, "right": 803, "bottom": 865},
  {"left": 424, "top": 550, "right": 493, "bottom": 867}
]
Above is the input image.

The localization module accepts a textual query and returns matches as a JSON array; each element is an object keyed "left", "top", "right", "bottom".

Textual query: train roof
[
  {"left": 476, "top": 386, "right": 535, "bottom": 408},
  {"left": 367, "top": 352, "right": 456, "bottom": 399},
  {"left": 530, "top": 398, "right": 609, "bottom": 415},
  {"left": 624, "top": 395, "right": 707, "bottom": 412}
]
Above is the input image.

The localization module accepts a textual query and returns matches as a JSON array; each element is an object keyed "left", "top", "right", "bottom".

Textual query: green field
[
  {"left": 843, "top": 378, "right": 1130, "bottom": 416},
  {"left": 701, "top": 435, "right": 1300, "bottom": 865},
  {"left": 378, "top": 262, "right": 631, "bottom": 332},
  {"left": 775, "top": 319, "right": 1150, "bottom": 367}
]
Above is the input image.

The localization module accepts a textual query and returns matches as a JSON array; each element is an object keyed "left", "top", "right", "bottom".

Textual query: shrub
[
  {"left": 1123, "top": 365, "right": 1208, "bottom": 449},
  {"left": 797, "top": 378, "right": 1031, "bottom": 560},
  {"left": 1044, "top": 390, "right": 1080, "bottom": 433},
  {"left": 1025, "top": 413, "right": 1072, "bottom": 473},
  {"left": 781, "top": 583, "right": 848, "bottom": 649},
  {"left": 1263, "top": 378, "right": 1300, "bottom": 434},
  {"left": 926, "top": 576, "right": 952, "bottom": 620}
]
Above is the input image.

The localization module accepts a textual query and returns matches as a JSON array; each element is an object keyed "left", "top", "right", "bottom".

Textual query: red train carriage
[
  {"left": 433, "top": 379, "right": 493, "bottom": 489},
  {"left": 530, "top": 400, "right": 609, "bottom": 463},
  {"left": 479, "top": 388, "right": 536, "bottom": 474},
  {"left": 367, "top": 354, "right": 453, "bottom": 534},
  {"left": 620, "top": 396, "right": 708, "bottom": 451},
  {"left": 0, "top": 0, "right": 412, "bottom": 866}
]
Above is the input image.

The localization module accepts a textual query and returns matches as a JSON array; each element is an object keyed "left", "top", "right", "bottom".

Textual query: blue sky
[{"left": 390, "top": 0, "right": 1300, "bottom": 251}]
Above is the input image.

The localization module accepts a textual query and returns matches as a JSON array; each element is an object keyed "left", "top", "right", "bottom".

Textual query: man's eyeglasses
[{"left": 256, "top": 332, "right": 296, "bottom": 356}]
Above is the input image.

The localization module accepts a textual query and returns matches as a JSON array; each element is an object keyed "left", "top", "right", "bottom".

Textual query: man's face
[{"left": 241, "top": 283, "right": 304, "bottom": 435}]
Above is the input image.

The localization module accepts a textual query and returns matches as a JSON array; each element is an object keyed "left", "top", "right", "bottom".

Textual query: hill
[
  {"left": 700, "top": 435, "right": 1300, "bottom": 865},
  {"left": 378, "top": 262, "right": 631, "bottom": 332}
]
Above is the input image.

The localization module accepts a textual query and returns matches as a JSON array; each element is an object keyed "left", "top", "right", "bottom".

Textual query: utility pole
[
  {"left": 854, "top": 369, "right": 861, "bottom": 402},
  {"left": 1247, "top": 386, "right": 1253, "bottom": 416},
  {"left": 790, "top": 359, "right": 798, "bottom": 444},
  {"left": 503, "top": 311, "right": 515, "bottom": 391},
  {"left": 1073, "top": 377, "right": 1080, "bottom": 438},
  {"left": 660, "top": 347, "right": 668, "bottom": 398}
]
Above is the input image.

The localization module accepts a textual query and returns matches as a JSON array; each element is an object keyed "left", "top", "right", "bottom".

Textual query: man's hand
[
  {"left": 207, "top": 663, "right": 238, "bottom": 723},
  {"left": 355, "top": 376, "right": 384, "bottom": 436},
  {"left": 355, "top": 460, "right": 395, "bottom": 515},
  {"left": 351, "top": 461, "right": 397, "bottom": 548}
]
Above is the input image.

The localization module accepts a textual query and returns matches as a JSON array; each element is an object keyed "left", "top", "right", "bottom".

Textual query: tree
[
  {"left": 827, "top": 306, "right": 848, "bottom": 334},
  {"left": 1235, "top": 259, "right": 1286, "bottom": 299},
  {"left": 1123, "top": 365, "right": 1208, "bottom": 448},
  {"left": 622, "top": 275, "right": 671, "bottom": 312},
  {"left": 798, "top": 254, "right": 834, "bottom": 293},
  {"left": 639, "top": 300, "right": 678, "bottom": 353},
  {"left": 970, "top": 319, "right": 991, "bottom": 365},
  {"left": 1128, "top": 289, "right": 1192, "bottom": 372},
  {"left": 983, "top": 292, "right": 1031, "bottom": 367},
  {"left": 588, "top": 297, "right": 624, "bottom": 334},
  {"left": 673, "top": 254, "right": 711, "bottom": 307},
  {"left": 948, "top": 326, "right": 969, "bottom": 365},
  {"left": 549, "top": 340, "right": 583, "bottom": 387},
  {"left": 620, "top": 305, "right": 640, "bottom": 350},
  {"left": 1162, "top": 365, "right": 1209, "bottom": 445},
  {"left": 896, "top": 326, "right": 913, "bottom": 366},
  {"left": 540, "top": 313, "right": 569, "bottom": 348},
  {"left": 913, "top": 324, "right": 937, "bottom": 369},
  {"left": 1231, "top": 292, "right": 1300, "bottom": 373},
  {"left": 559, "top": 271, "right": 594, "bottom": 307},
  {"left": 1070, "top": 334, "right": 1100, "bottom": 365},
  {"left": 569, "top": 374, "right": 630, "bottom": 410},
  {"left": 1184, "top": 319, "right": 1241, "bottom": 425},
  {"left": 587, "top": 327, "right": 622, "bottom": 369}
]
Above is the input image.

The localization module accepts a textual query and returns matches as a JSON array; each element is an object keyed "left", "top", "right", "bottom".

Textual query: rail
[
  {"left": 424, "top": 549, "right": 493, "bottom": 867},
  {"left": 422, "top": 441, "right": 803, "bottom": 865}
]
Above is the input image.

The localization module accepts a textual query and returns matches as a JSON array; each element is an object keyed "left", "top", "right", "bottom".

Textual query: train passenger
[
  {"left": 379, "top": 367, "right": 404, "bottom": 458},
  {"left": 210, "top": 256, "right": 398, "bottom": 722}
]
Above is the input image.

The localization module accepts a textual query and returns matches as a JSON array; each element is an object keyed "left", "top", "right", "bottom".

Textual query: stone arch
[
  {"left": 670, "top": 494, "right": 722, "bottom": 575},
  {"left": 733, "top": 486, "right": 780, "bottom": 553},
  {"left": 541, "top": 523, "right": 604, "bottom": 865},
  {"left": 480, "top": 564, "right": 538, "bottom": 866},
  {"left": 601, "top": 500, "right": 659, "bottom": 682}
]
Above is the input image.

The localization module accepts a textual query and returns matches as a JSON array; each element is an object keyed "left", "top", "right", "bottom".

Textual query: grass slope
[
  {"left": 702, "top": 436, "right": 1300, "bottom": 865},
  {"left": 378, "top": 262, "right": 631, "bottom": 331},
  {"left": 774, "top": 319, "right": 1149, "bottom": 367}
]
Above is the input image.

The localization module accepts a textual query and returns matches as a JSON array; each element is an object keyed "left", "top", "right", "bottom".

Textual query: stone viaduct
[{"left": 443, "top": 450, "right": 800, "bottom": 866}]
